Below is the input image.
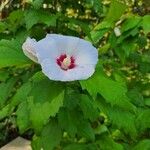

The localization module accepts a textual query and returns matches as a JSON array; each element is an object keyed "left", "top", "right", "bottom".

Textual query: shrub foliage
[{"left": 0, "top": 0, "right": 150, "bottom": 149}]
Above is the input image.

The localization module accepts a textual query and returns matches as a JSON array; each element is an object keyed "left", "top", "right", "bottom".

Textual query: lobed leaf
[
  {"left": 80, "top": 68, "right": 136, "bottom": 112},
  {"left": 0, "top": 39, "right": 32, "bottom": 68}
]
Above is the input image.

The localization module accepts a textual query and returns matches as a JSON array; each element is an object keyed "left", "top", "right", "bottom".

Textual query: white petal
[
  {"left": 46, "top": 34, "right": 80, "bottom": 55},
  {"left": 74, "top": 39, "right": 98, "bottom": 66},
  {"left": 46, "top": 34, "right": 98, "bottom": 66},
  {"left": 35, "top": 34, "right": 81, "bottom": 63},
  {"left": 34, "top": 37, "right": 59, "bottom": 62},
  {"left": 40, "top": 59, "right": 66, "bottom": 81},
  {"left": 63, "top": 64, "right": 96, "bottom": 81},
  {"left": 40, "top": 58, "right": 95, "bottom": 81},
  {"left": 22, "top": 37, "right": 38, "bottom": 63}
]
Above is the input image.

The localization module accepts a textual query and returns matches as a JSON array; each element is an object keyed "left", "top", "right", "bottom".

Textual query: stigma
[{"left": 56, "top": 54, "right": 76, "bottom": 70}]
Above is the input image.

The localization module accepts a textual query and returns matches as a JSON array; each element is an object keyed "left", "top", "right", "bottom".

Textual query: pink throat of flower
[{"left": 56, "top": 54, "right": 76, "bottom": 70}]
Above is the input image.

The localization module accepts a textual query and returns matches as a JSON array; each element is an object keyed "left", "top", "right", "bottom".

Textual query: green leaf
[
  {"left": 28, "top": 90, "right": 64, "bottom": 132},
  {"left": 92, "top": 0, "right": 102, "bottom": 15},
  {"left": 121, "top": 16, "right": 141, "bottom": 33},
  {"left": 136, "top": 109, "right": 150, "bottom": 132},
  {"left": 32, "top": 0, "right": 44, "bottom": 9},
  {"left": 13, "top": 74, "right": 64, "bottom": 133},
  {"left": 0, "top": 22, "right": 7, "bottom": 32},
  {"left": 114, "top": 40, "right": 137, "bottom": 63},
  {"left": 94, "top": 21, "right": 112, "bottom": 30},
  {"left": 72, "top": 110, "right": 95, "bottom": 141},
  {"left": 96, "top": 134, "right": 123, "bottom": 150},
  {"left": 25, "top": 9, "right": 58, "bottom": 30},
  {"left": 117, "top": 27, "right": 139, "bottom": 43},
  {"left": 64, "top": 143, "right": 97, "bottom": 150},
  {"left": 90, "top": 28, "right": 109, "bottom": 43},
  {"left": 98, "top": 43, "right": 110, "bottom": 55},
  {"left": 29, "top": 75, "right": 64, "bottom": 103},
  {"left": 59, "top": 108, "right": 95, "bottom": 141},
  {"left": 0, "top": 70, "right": 9, "bottom": 81},
  {"left": 7, "top": 10, "right": 24, "bottom": 24},
  {"left": 137, "top": 35, "right": 147, "bottom": 48},
  {"left": 132, "top": 139, "right": 150, "bottom": 150},
  {"left": 79, "top": 94, "right": 99, "bottom": 121},
  {"left": 94, "top": 124, "right": 108, "bottom": 135},
  {"left": 31, "top": 136, "right": 42, "bottom": 150},
  {"left": 141, "top": 54, "right": 150, "bottom": 63},
  {"left": 32, "top": 120, "right": 62, "bottom": 150},
  {"left": 121, "top": 40, "right": 136, "bottom": 57},
  {"left": 0, "top": 79, "right": 16, "bottom": 108},
  {"left": 7, "top": 10, "right": 24, "bottom": 32},
  {"left": 80, "top": 68, "right": 136, "bottom": 112},
  {"left": 29, "top": 71, "right": 46, "bottom": 82},
  {"left": 58, "top": 108, "right": 77, "bottom": 137},
  {"left": 145, "top": 98, "right": 150, "bottom": 106},
  {"left": 86, "top": 0, "right": 102, "bottom": 15},
  {"left": 0, "top": 104, "right": 11, "bottom": 120},
  {"left": 105, "top": 0, "right": 127, "bottom": 23},
  {"left": 114, "top": 46, "right": 126, "bottom": 63},
  {"left": 68, "top": 18, "right": 92, "bottom": 41},
  {"left": 142, "top": 15, "right": 150, "bottom": 34},
  {"left": 78, "top": 120, "right": 95, "bottom": 141},
  {"left": 11, "top": 82, "right": 32, "bottom": 106},
  {"left": 63, "top": 89, "right": 80, "bottom": 110},
  {"left": 96, "top": 97, "right": 137, "bottom": 137},
  {"left": 16, "top": 101, "right": 30, "bottom": 133},
  {"left": 4, "top": 82, "right": 31, "bottom": 129},
  {"left": 127, "top": 88, "right": 144, "bottom": 107},
  {"left": 0, "top": 39, "right": 32, "bottom": 68}
]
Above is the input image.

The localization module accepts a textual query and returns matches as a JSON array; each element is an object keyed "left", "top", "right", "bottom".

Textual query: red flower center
[{"left": 56, "top": 54, "right": 76, "bottom": 70}]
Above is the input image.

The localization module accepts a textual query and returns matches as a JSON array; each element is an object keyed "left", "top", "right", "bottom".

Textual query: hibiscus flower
[{"left": 22, "top": 34, "right": 98, "bottom": 81}]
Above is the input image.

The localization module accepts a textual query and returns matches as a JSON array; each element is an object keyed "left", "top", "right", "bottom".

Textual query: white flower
[
  {"left": 114, "top": 27, "right": 121, "bottom": 37},
  {"left": 22, "top": 37, "right": 38, "bottom": 63},
  {"left": 22, "top": 34, "right": 98, "bottom": 81}
]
